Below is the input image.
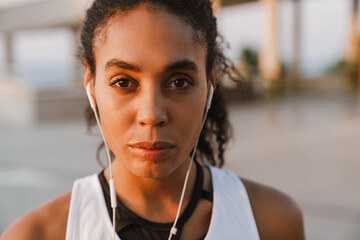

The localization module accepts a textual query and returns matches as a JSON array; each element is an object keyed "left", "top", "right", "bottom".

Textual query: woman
[{"left": 1, "top": 0, "right": 304, "bottom": 239}]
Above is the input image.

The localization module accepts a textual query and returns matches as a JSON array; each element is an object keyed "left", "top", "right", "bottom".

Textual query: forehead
[{"left": 93, "top": 5, "right": 207, "bottom": 73}]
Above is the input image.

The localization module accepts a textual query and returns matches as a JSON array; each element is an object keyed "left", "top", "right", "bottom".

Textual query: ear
[
  {"left": 83, "top": 58, "right": 96, "bottom": 106},
  {"left": 208, "top": 68, "right": 216, "bottom": 92}
]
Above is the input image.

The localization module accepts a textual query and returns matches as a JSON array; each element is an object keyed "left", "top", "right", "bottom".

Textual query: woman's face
[{"left": 85, "top": 5, "right": 210, "bottom": 179}]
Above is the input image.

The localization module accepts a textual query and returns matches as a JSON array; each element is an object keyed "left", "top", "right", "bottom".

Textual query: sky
[{"left": 0, "top": 0, "right": 356, "bottom": 84}]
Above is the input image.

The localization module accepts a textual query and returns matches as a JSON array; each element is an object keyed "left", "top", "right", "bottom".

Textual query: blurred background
[{"left": 1, "top": 0, "right": 360, "bottom": 239}]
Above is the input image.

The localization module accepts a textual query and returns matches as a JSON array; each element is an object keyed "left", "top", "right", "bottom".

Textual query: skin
[{"left": 0, "top": 5, "right": 304, "bottom": 240}]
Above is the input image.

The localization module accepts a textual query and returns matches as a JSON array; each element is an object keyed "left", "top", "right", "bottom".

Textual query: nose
[{"left": 136, "top": 87, "right": 168, "bottom": 127}]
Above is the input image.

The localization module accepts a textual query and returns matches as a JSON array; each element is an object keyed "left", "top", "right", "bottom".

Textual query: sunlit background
[{"left": 1, "top": 0, "right": 360, "bottom": 239}]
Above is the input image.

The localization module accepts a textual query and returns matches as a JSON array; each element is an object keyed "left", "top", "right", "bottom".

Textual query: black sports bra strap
[
  {"left": 196, "top": 163, "right": 213, "bottom": 203},
  {"left": 200, "top": 189, "right": 213, "bottom": 202}
]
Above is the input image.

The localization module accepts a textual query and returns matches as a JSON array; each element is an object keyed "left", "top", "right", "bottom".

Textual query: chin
[{"left": 130, "top": 159, "right": 180, "bottom": 179}]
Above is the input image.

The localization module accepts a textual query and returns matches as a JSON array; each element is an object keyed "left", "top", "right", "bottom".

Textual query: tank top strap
[{"left": 203, "top": 167, "right": 260, "bottom": 240}]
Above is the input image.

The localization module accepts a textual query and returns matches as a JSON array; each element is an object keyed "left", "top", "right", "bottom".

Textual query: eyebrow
[
  {"left": 105, "top": 59, "right": 141, "bottom": 72},
  {"left": 104, "top": 58, "right": 199, "bottom": 73},
  {"left": 165, "top": 59, "right": 199, "bottom": 73}
]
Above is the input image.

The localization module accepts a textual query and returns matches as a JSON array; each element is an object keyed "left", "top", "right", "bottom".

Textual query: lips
[
  {"left": 130, "top": 141, "right": 174, "bottom": 150},
  {"left": 129, "top": 141, "right": 175, "bottom": 161}
]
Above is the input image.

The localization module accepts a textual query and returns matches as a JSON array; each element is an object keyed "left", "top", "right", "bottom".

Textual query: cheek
[
  {"left": 172, "top": 93, "right": 207, "bottom": 150},
  {"left": 95, "top": 86, "right": 134, "bottom": 147},
  {"left": 99, "top": 103, "right": 131, "bottom": 129},
  {"left": 177, "top": 100, "right": 204, "bottom": 126}
]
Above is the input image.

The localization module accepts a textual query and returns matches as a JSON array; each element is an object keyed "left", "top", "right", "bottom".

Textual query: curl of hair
[{"left": 81, "top": 0, "right": 242, "bottom": 168}]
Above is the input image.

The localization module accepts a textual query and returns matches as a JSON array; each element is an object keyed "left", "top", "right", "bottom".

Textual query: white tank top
[{"left": 66, "top": 166, "right": 260, "bottom": 240}]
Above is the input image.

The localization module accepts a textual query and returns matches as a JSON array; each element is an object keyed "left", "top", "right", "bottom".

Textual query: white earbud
[
  {"left": 206, "top": 84, "right": 214, "bottom": 111},
  {"left": 86, "top": 83, "right": 96, "bottom": 109}
]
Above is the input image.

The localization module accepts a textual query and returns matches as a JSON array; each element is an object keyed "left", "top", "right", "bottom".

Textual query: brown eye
[
  {"left": 168, "top": 78, "right": 192, "bottom": 89},
  {"left": 174, "top": 79, "right": 185, "bottom": 88},
  {"left": 110, "top": 76, "right": 138, "bottom": 92},
  {"left": 117, "top": 79, "right": 130, "bottom": 87}
]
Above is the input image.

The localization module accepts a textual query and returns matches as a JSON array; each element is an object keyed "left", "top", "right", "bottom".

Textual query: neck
[{"left": 104, "top": 158, "right": 197, "bottom": 222}]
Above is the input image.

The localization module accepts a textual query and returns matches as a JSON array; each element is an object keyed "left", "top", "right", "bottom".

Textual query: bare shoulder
[
  {"left": 241, "top": 178, "right": 305, "bottom": 240},
  {"left": 0, "top": 191, "right": 71, "bottom": 240}
]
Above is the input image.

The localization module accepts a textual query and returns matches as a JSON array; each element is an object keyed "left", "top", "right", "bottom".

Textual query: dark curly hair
[{"left": 81, "top": 0, "right": 241, "bottom": 168}]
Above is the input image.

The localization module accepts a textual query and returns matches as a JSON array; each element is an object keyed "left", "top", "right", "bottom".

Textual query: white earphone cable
[
  {"left": 93, "top": 110, "right": 117, "bottom": 240},
  {"left": 87, "top": 84, "right": 117, "bottom": 240}
]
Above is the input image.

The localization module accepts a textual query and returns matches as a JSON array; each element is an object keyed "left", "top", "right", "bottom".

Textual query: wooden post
[
  {"left": 292, "top": 0, "right": 301, "bottom": 80},
  {"left": 344, "top": 0, "right": 359, "bottom": 93},
  {"left": 212, "top": 0, "right": 222, "bottom": 15},
  {"left": 346, "top": 0, "right": 359, "bottom": 65},
  {"left": 259, "top": 0, "right": 281, "bottom": 84}
]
